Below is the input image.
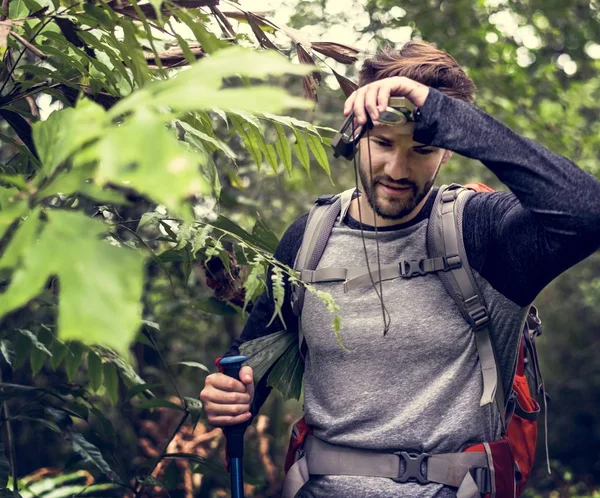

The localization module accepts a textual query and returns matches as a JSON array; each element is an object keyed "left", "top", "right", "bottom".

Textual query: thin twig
[
  {"left": 142, "top": 325, "right": 184, "bottom": 404},
  {"left": 0, "top": 15, "right": 53, "bottom": 96},
  {"left": 0, "top": 370, "right": 18, "bottom": 493},
  {"left": 0, "top": 0, "right": 9, "bottom": 22},
  {"left": 134, "top": 412, "right": 189, "bottom": 498},
  {"left": 8, "top": 31, "right": 47, "bottom": 59}
]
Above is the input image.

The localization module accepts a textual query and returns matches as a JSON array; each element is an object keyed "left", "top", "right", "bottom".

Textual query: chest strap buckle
[{"left": 392, "top": 451, "right": 430, "bottom": 484}]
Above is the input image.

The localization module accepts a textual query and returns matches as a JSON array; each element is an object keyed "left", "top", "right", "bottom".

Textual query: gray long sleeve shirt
[{"left": 223, "top": 89, "right": 600, "bottom": 497}]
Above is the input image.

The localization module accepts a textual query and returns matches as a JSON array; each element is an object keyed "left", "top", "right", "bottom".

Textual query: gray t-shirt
[{"left": 296, "top": 213, "right": 523, "bottom": 498}]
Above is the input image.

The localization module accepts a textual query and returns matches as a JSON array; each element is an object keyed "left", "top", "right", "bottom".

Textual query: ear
[{"left": 441, "top": 149, "right": 453, "bottom": 164}]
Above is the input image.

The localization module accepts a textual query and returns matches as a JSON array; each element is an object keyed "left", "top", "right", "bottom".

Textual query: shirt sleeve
[
  {"left": 413, "top": 88, "right": 600, "bottom": 306},
  {"left": 220, "top": 213, "right": 308, "bottom": 415}
]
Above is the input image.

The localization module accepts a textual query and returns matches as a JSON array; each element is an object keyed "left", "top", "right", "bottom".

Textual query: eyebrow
[{"left": 371, "top": 135, "right": 434, "bottom": 149}]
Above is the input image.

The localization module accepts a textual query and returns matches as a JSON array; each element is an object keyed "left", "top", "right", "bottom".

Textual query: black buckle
[
  {"left": 399, "top": 260, "right": 426, "bottom": 278},
  {"left": 444, "top": 254, "right": 462, "bottom": 270},
  {"left": 469, "top": 305, "right": 490, "bottom": 329},
  {"left": 392, "top": 452, "right": 430, "bottom": 484},
  {"left": 315, "top": 194, "right": 337, "bottom": 205}
]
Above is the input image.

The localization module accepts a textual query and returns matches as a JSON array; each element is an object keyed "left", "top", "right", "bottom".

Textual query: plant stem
[
  {"left": 0, "top": 370, "right": 18, "bottom": 493},
  {"left": 0, "top": 0, "right": 9, "bottom": 21},
  {"left": 133, "top": 411, "right": 189, "bottom": 498}
]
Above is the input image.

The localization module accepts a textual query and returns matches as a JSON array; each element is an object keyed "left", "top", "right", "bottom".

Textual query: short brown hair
[{"left": 358, "top": 40, "right": 476, "bottom": 103}]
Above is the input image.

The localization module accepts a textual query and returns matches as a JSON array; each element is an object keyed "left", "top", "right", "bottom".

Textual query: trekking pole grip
[{"left": 218, "top": 355, "right": 250, "bottom": 498}]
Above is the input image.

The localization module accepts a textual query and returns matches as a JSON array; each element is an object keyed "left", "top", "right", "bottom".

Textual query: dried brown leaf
[
  {"left": 297, "top": 44, "right": 320, "bottom": 101},
  {"left": 108, "top": 0, "right": 220, "bottom": 20},
  {"left": 221, "top": 11, "right": 276, "bottom": 31},
  {"left": 245, "top": 12, "right": 281, "bottom": 52},
  {"left": 331, "top": 68, "right": 358, "bottom": 97},
  {"left": 312, "top": 41, "right": 360, "bottom": 64},
  {"left": 210, "top": 6, "right": 236, "bottom": 38}
]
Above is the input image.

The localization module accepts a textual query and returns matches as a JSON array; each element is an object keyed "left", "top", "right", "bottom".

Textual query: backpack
[{"left": 284, "top": 183, "right": 547, "bottom": 498}]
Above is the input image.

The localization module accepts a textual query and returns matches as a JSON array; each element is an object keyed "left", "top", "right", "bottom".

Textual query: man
[{"left": 200, "top": 41, "right": 600, "bottom": 497}]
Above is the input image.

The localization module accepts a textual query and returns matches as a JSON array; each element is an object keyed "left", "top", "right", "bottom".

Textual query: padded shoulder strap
[
  {"left": 427, "top": 184, "right": 506, "bottom": 426},
  {"left": 291, "top": 188, "right": 356, "bottom": 360}
]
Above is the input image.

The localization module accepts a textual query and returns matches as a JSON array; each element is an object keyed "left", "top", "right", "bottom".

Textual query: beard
[{"left": 358, "top": 168, "right": 437, "bottom": 220}]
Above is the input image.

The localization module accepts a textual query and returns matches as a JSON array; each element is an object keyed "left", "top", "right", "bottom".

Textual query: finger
[
  {"left": 377, "top": 85, "right": 391, "bottom": 114},
  {"left": 246, "top": 378, "right": 255, "bottom": 404},
  {"left": 201, "top": 388, "right": 251, "bottom": 405},
  {"left": 208, "top": 412, "right": 253, "bottom": 427},
  {"left": 204, "top": 401, "right": 250, "bottom": 416},
  {"left": 353, "top": 87, "right": 368, "bottom": 126},
  {"left": 240, "top": 366, "right": 254, "bottom": 385},
  {"left": 208, "top": 373, "right": 247, "bottom": 393},
  {"left": 365, "top": 84, "right": 381, "bottom": 122},
  {"left": 343, "top": 91, "right": 357, "bottom": 116}
]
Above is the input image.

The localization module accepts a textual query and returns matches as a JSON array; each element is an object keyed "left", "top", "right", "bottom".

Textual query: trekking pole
[{"left": 218, "top": 355, "right": 250, "bottom": 498}]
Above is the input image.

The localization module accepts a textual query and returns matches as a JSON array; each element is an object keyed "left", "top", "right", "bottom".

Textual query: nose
[{"left": 383, "top": 148, "right": 410, "bottom": 181}]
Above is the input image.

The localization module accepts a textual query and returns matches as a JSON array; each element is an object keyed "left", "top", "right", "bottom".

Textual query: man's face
[{"left": 357, "top": 123, "right": 452, "bottom": 220}]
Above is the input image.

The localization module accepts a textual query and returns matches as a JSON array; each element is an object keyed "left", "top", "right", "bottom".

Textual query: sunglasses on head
[{"left": 331, "top": 97, "right": 417, "bottom": 160}]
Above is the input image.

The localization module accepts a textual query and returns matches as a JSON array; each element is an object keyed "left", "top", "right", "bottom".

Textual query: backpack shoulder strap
[
  {"left": 427, "top": 184, "right": 506, "bottom": 424},
  {"left": 291, "top": 188, "right": 356, "bottom": 360}
]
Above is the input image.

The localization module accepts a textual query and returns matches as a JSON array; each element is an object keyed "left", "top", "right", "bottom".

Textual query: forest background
[{"left": 0, "top": 0, "right": 598, "bottom": 497}]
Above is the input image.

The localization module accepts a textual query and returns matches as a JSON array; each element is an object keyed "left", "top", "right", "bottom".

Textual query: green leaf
[
  {"left": 37, "top": 162, "right": 129, "bottom": 206},
  {"left": 292, "top": 129, "right": 311, "bottom": 175},
  {"left": 50, "top": 337, "right": 68, "bottom": 370},
  {"left": 0, "top": 175, "right": 27, "bottom": 190},
  {"left": 239, "top": 330, "right": 296, "bottom": 384},
  {"left": 177, "top": 120, "right": 237, "bottom": 160},
  {"left": 13, "top": 331, "right": 31, "bottom": 370},
  {"left": 229, "top": 114, "right": 262, "bottom": 168},
  {"left": 0, "top": 200, "right": 27, "bottom": 242},
  {"left": 267, "top": 266, "right": 286, "bottom": 328},
  {"left": 65, "top": 341, "right": 84, "bottom": 382},
  {"left": 260, "top": 142, "right": 278, "bottom": 173},
  {"left": 136, "top": 398, "right": 185, "bottom": 411},
  {"left": 0, "top": 211, "right": 145, "bottom": 356},
  {"left": 121, "top": 18, "right": 150, "bottom": 87},
  {"left": 174, "top": 9, "right": 228, "bottom": 55},
  {"left": 172, "top": 361, "right": 210, "bottom": 372},
  {"left": 17, "top": 328, "right": 52, "bottom": 357},
  {"left": 32, "top": 99, "right": 105, "bottom": 178},
  {"left": 273, "top": 123, "right": 292, "bottom": 174},
  {"left": 184, "top": 396, "right": 202, "bottom": 427},
  {"left": 0, "top": 208, "right": 41, "bottom": 271},
  {"left": 97, "top": 109, "right": 209, "bottom": 218},
  {"left": 125, "top": 382, "right": 158, "bottom": 402},
  {"left": 28, "top": 326, "right": 53, "bottom": 376},
  {"left": 69, "top": 429, "right": 118, "bottom": 480},
  {"left": 266, "top": 340, "right": 304, "bottom": 401},
  {"left": 243, "top": 258, "right": 265, "bottom": 314},
  {"left": 95, "top": 345, "right": 147, "bottom": 388},
  {"left": 87, "top": 350, "right": 103, "bottom": 392},
  {"left": 0, "top": 340, "right": 15, "bottom": 367},
  {"left": 305, "top": 132, "right": 332, "bottom": 181},
  {"left": 252, "top": 215, "right": 279, "bottom": 253},
  {"left": 103, "top": 361, "right": 119, "bottom": 405}
]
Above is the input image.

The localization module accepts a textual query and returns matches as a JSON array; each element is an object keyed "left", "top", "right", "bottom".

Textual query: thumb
[{"left": 240, "top": 366, "right": 254, "bottom": 401}]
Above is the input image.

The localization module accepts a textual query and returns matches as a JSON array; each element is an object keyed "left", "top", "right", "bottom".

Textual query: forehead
[{"left": 370, "top": 122, "right": 419, "bottom": 141}]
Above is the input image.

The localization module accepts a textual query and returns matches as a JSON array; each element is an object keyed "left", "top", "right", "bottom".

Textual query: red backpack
[{"left": 283, "top": 183, "right": 548, "bottom": 497}]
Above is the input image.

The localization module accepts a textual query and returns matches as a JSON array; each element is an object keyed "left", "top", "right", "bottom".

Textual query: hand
[
  {"left": 200, "top": 365, "right": 255, "bottom": 427},
  {"left": 343, "top": 76, "right": 430, "bottom": 126}
]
